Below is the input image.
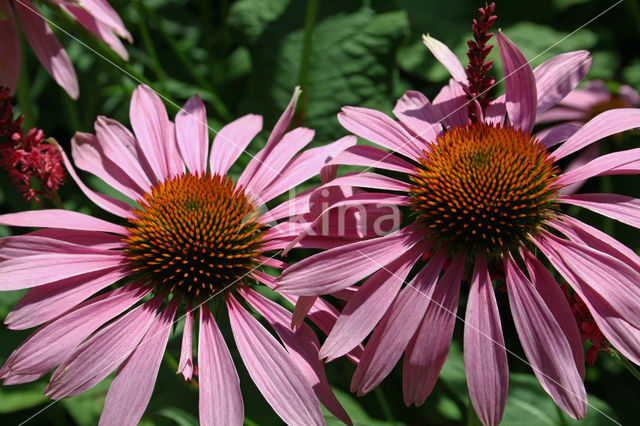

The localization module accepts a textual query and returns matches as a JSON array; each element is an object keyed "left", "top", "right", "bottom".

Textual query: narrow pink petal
[
  {"left": 560, "top": 193, "right": 640, "bottom": 229},
  {"left": 227, "top": 295, "right": 324, "bottom": 425},
  {"left": 24, "top": 228, "right": 125, "bottom": 250},
  {"left": 484, "top": 95, "right": 506, "bottom": 125},
  {"left": 71, "top": 132, "right": 145, "bottom": 200},
  {"left": 81, "top": 0, "right": 131, "bottom": 41},
  {"left": 100, "top": 300, "right": 178, "bottom": 426},
  {"left": 263, "top": 188, "right": 312, "bottom": 222},
  {"left": 15, "top": 0, "right": 78, "bottom": 99},
  {"left": 46, "top": 296, "right": 162, "bottom": 399},
  {"left": 338, "top": 106, "right": 422, "bottom": 160},
  {"left": 6, "top": 267, "right": 127, "bottom": 330},
  {"left": 0, "top": 209, "right": 127, "bottom": 234},
  {"left": 291, "top": 296, "right": 316, "bottom": 328},
  {"left": 0, "top": 283, "right": 149, "bottom": 380},
  {"left": 325, "top": 144, "right": 417, "bottom": 175},
  {"left": 521, "top": 249, "right": 585, "bottom": 378},
  {"left": 176, "top": 95, "right": 208, "bottom": 174},
  {"left": 58, "top": 141, "right": 134, "bottom": 218},
  {"left": 560, "top": 80, "right": 609, "bottom": 109},
  {"left": 319, "top": 171, "right": 410, "bottom": 193},
  {"left": 243, "top": 289, "right": 352, "bottom": 426},
  {"left": 536, "top": 122, "right": 582, "bottom": 149},
  {"left": 320, "top": 242, "right": 427, "bottom": 361},
  {"left": 403, "top": 254, "right": 464, "bottom": 406},
  {"left": 177, "top": 303, "right": 193, "bottom": 381},
  {"left": 497, "top": 30, "right": 536, "bottom": 133},
  {"left": 505, "top": 255, "right": 587, "bottom": 418},
  {"left": 130, "top": 85, "right": 172, "bottom": 180},
  {"left": 351, "top": 250, "right": 447, "bottom": 394},
  {"left": 536, "top": 106, "right": 586, "bottom": 124},
  {"left": 552, "top": 109, "right": 640, "bottom": 160},
  {"left": 393, "top": 90, "right": 441, "bottom": 142},
  {"left": 619, "top": 84, "right": 640, "bottom": 106},
  {"left": 534, "top": 51, "right": 591, "bottom": 114},
  {"left": 557, "top": 148, "right": 640, "bottom": 188},
  {"left": 433, "top": 79, "right": 469, "bottom": 129},
  {"left": 535, "top": 233, "right": 640, "bottom": 330},
  {"left": 198, "top": 305, "right": 243, "bottom": 426},
  {"left": 275, "top": 225, "right": 422, "bottom": 295},
  {"left": 464, "top": 255, "right": 508, "bottom": 426},
  {"left": 0, "top": 0, "right": 21, "bottom": 92},
  {"left": 422, "top": 34, "right": 467, "bottom": 84},
  {"left": 0, "top": 234, "right": 118, "bottom": 259},
  {"left": 257, "top": 136, "right": 356, "bottom": 203},
  {"left": 0, "top": 252, "right": 124, "bottom": 290}
]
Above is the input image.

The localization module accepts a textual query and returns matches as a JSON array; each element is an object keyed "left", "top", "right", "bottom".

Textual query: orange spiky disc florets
[
  {"left": 410, "top": 123, "right": 559, "bottom": 257},
  {"left": 125, "top": 172, "right": 264, "bottom": 301}
]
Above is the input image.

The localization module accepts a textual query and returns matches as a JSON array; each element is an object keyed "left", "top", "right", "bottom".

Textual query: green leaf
[
  {"left": 157, "top": 407, "right": 199, "bottom": 426},
  {"left": 0, "top": 383, "right": 48, "bottom": 414},
  {"left": 323, "top": 388, "right": 406, "bottom": 426}
]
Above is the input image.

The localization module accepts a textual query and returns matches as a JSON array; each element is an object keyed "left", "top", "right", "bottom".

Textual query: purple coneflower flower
[
  {"left": 0, "top": 84, "right": 356, "bottom": 425},
  {"left": 275, "top": 24, "right": 640, "bottom": 426},
  {"left": 0, "top": 0, "right": 132, "bottom": 99}
]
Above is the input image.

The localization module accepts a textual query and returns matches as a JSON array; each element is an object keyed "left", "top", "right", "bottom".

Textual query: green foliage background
[{"left": 1, "top": 0, "right": 640, "bottom": 424}]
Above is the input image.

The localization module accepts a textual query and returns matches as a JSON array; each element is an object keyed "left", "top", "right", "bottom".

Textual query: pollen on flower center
[
  {"left": 125, "top": 173, "right": 264, "bottom": 300},
  {"left": 410, "top": 123, "right": 559, "bottom": 256}
]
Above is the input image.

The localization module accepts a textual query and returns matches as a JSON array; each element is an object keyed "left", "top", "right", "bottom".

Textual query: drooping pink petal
[
  {"left": 536, "top": 122, "right": 582, "bottom": 149},
  {"left": 496, "top": 30, "right": 536, "bottom": 134},
  {"left": 560, "top": 193, "right": 640, "bottom": 229},
  {"left": 0, "top": 209, "right": 127, "bottom": 234},
  {"left": 99, "top": 300, "right": 178, "bottom": 426},
  {"left": 393, "top": 90, "right": 441, "bottom": 142},
  {"left": 619, "top": 84, "right": 640, "bottom": 106},
  {"left": 130, "top": 85, "right": 173, "bottom": 180},
  {"left": 533, "top": 51, "right": 591, "bottom": 114},
  {"left": 209, "top": 114, "right": 262, "bottom": 176},
  {"left": 552, "top": 109, "right": 640, "bottom": 160},
  {"left": 325, "top": 144, "right": 417, "bottom": 175},
  {"left": 484, "top": 95, "right": 506, "bottom": 125},
  {"left": 464, "top": 255, "right": 508, "bottom": 426},
  {"left": 177, "top": 303, "right": 193, "bottom": 381},
  {"left": 318, "top": 171, "right": 410, "bottom": 193},
  {"left": 351, "top": 250, "right": 448, "bottom": 395},
  {"left": 5, "top": 267, "right": 127, "bottom": 330},
  {"left": 338, "top": 106, "right": 423, "bottom": 160},
  {"left": 320, "top": 242, "right": 427, "bottom": 361},
  {"left": 175, "top": 94, "right": 209, "bottom": 174},
  {"left": 520, "top": 249, "right": 585, "bottom": 378},
  {"left": 46, "top": 296, "right": 163, "bottom": 399},
  {"left": 227, "top": 294, "right": 324, "bottom": 425},
  {"left": 0, "top": 283, "right": 149, "bottom": 380},
  {"left": 243, "top": 289, "right": 352, "bottom": 426},
  {"left": 198, "top": 305, "right": 243, "bottom": 426},
  {"left": 422, "top": 34, "right": 467, "bottom": 84},
  {"left": 15, "top": 0, "right": 78, "bottom": 99},
  {"left": 81, "top": 0, "right": 131, "bottom": 41},
  {"left": 275, "top": 224, "right": 422, "bottom": 295},
  {"left": 504, "top": 255, "right": 587, "bottom": 419},
  {"left": 433, "top": 79, "right": 469, "bottom": 129},
  {"left": 0, "top": 0, "right": 21, "bottom": 92},
  {"left": 556, "top": 148, "right": 640, "bottom": 188},
  {"left": 403, "top": 254, "right": 464, "bottom": 406}
]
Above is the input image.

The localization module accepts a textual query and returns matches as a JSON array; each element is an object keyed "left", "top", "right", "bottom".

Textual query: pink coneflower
[
  {"left": 0, "top": 84, "right": 357, "bottom": 425},
  {"left": 0, "top": 0, "right": 131, "bottom": 99},
  {"left": 275, "top": 13, "right": 640, "bottom": 426}
]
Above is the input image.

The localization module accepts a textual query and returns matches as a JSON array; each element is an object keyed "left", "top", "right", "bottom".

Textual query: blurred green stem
[
  {"left": 467, "top": 400, "right": 482, "bottom": 426},
  {"left": 292, "top": 0, "right": 318, "bottom": 127},
  {"left": 374, "top": 386, "right": 395, "bottom": 423},
  {"left": 16, "top": 37, "right": 35, "bottom": 129},
  {"left": 611, "top": 348, "right": 640, "bottom": 382},
  {"left": 134, "top": 0, "right": 169, "bottom": 90}
]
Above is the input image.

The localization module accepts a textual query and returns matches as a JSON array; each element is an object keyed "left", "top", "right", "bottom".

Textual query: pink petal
[
  {"left": 536, "top": 122, "right": 582, "bottom": 149},
  {"left": 320, "top": 242, "right": 427, "bottom": 361},
  {"left": 422, "top": 34, "right": 467, "bottom": 84},
  {"left": 557, "top": 147, "right": 640, "bottom": 189},
  {"left": 619, "top": 84, "right": 640, "bottom": 106},
  {"left": 130, "top": 85, "right": 173, "bottom": 180},
  {"left": 198, "top": 305, "right": 243, "bottom": 426},
  {"left": 243, "top": 289, "right": 352, "bottom": 426},
  {"left": 393, "top": 90, "right": 441, "bottom": 142},
  {"left": 0, "top": 283, "right": 149, "bottom": 380},
  {"left": 0, "top": 234, "right": 117, "bottom": 259},
  {"left": 100, "top": 300, "right": 178, "bottom": 426},
  {"left": 338, "top": 106, "right": 422, "bottom": 160},
  {"left": 497, "top": 30, "right": 536, "bottom": 134},
  {"left": 485, "top": 96, "right": 506, "bottom": 125},
  {"left": 46, "top": 296, "right": 163, "bottom": 399},
  {"left": 520, "top": 249, "right": 585, "bottom": 378},
  {"left": 325, "top": 144, "right": 417, "bottom": 175},
  {"left": 318, "top": 171, "right": 410, "bottom": 193},
  {"left": 552, "top": 109, "right": 640, "bottom": 160},
  {"left": 15, "top": 0, "right": 78, "bottom": 99},
  {"left": 177, "top": 303, "right": 194, "bottom": 381},
  {"left": 81, "top": 0, "right": 131, "bottom": 41},
  {"left": 0, "top": 209, "right": 127, "bottom": 234},
  {"left": 534, "top": 51, "right": 591, "bottom": 114},
  {"left": 275, "top": 225, "right": 422, "bottom": 295},
  {"left": 175, "top": 95, "right": 208, "bottom": 175},
  {"left": 227, "top": 294, "right": 324, "bottom": 425},
  {"left": 208, "top": 114, "right": 261, "bottom": 176},
  {"left": 403, "top": 254, "right": 464, "bottom": 406},
  {"left": 560, "top": 193, "right": 640, "bottom": 229},
  {"left": 0, "top": 0, "right": 21, "bottom": 92},
  {"left": 433, "top": 79, "right": 469, "bottom": 129},
  {"left": 504, "top": 255, "right": 586, "bottom": 419},
  {"left": 263, "top": 188, "right": 312, "bottom": 222},
  {"left": 351, "top": 250, "right": 448, "bottom": 394},
  {"left": 464, "top": 255, "right": 508, "bottom": 426},
  {"left": 5, "top": 267, "right": 127, "bottom": 330},
  {"left": 536, "top": 106, "right": 586, "bottom": 124},
  {"left": 24, "top": 228, "right": 125, "bottom": 250}
]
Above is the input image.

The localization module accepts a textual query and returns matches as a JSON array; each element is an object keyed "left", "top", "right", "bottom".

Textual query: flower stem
[
  {"left": 611, "top": 348, "right": 640, "bottom": 382},
  {"left": 134, "top": 0, "right": 169, "bottom": 90},
  {"left": 374, "top": 386, "right": 395, "bottom": 423},
  {"left": 292, "top": 0, "right": 318, "bottom": 128}
]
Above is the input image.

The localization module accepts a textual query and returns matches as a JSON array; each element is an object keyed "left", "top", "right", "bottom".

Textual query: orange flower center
[
  {"left": 125, "top": 173, "right": 264, "bottom": 300},
  {"left": 410, "top": 123, "right": 559, "bottom": 256}
]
